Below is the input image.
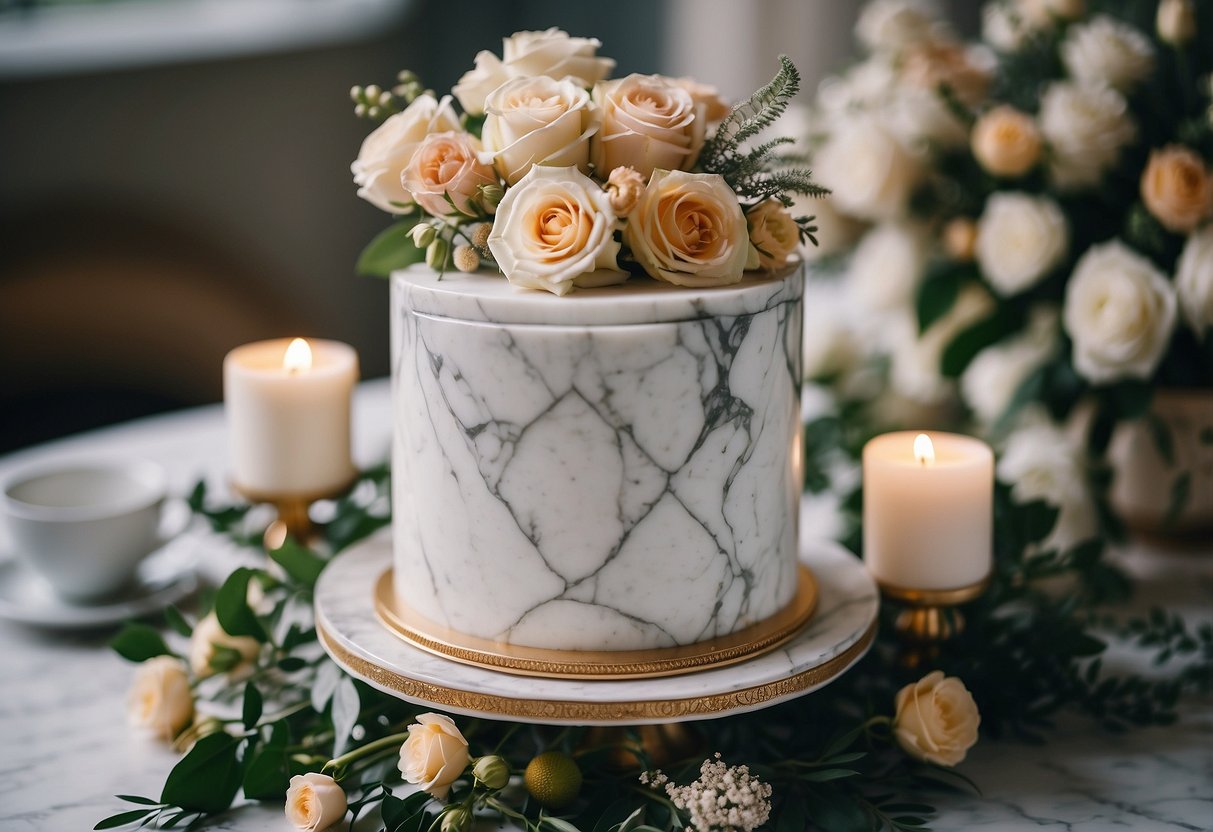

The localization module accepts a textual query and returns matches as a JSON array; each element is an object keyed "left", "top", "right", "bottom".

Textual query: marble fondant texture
[{"left": 389, "top": 265, "right": 804, "bottom": 651}]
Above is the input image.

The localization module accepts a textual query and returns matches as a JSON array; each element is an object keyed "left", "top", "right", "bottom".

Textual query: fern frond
[
  {"left": 700, "top": 56, "right": 800, "bottom": 173},
  {"left": 732, "top": 168, "right": 829, "bottom": 207}
]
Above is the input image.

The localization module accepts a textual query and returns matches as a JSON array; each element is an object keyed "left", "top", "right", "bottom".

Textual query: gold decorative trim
[
  {"left": 317, "top": 617, "right": 877, "bottom": 722},
  {"left": 373, "top": 566, "right": 818, "bottom": 680},
  {"left": 877, "top": 576, "right": 990, "bottom": 606}
]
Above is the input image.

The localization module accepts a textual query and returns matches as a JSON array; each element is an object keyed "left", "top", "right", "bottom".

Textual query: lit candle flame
[
  {"left": 283, "top": 338, "right": 312, "bottom": 374},
  {"left": 914, "top": 433, "right": 935, "bottom": 466}
]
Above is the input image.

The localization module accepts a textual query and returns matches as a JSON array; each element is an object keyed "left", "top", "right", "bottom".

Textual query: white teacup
[{"left": 2, "top": 460, "right": 169, "bottom": 602}]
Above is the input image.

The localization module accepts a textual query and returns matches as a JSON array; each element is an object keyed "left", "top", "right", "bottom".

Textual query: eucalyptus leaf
[
  {"left": 94, "top": 808, "right": 154, "bottom": 829},
  {"left": 269, "top": 538, "right": 328, "bottom": 589},
  {"left": 242, "top": 682, "right": 263, "bottom": 730},
  {"left": 331, "top": 675, "right": 360, "bottom": 757},
  {"left": 242, "top": 722, "right": 290, "bottom": 801},
  {"left": 163, "top": 605, "right": 193, "bottom": 638},
  {"left": 916, "top": 270, "right": 964, "bottom": 334},
  {"left": 543, "top": 817, "right": 584, "bottom": 832}
]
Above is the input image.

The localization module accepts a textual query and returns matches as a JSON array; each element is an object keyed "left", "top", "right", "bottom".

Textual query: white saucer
[
  {"left": 316, "top": 533, "right": 879, "bottom": 725},
  {"left": 0, "top": 536, "right": 199, "bottom": 630}
]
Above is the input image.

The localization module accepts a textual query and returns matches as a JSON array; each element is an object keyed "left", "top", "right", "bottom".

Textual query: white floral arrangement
[
  {"left": 802, "top": 0, "right": 1212, "bottom": 543},
  {"left": 349, "top": 29, "right": 825, "bottom": 295}
]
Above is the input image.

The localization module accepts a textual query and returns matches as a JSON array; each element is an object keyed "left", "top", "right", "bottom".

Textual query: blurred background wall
[{"left": 0, "top": 0, "right": 976, "bottom": 453}]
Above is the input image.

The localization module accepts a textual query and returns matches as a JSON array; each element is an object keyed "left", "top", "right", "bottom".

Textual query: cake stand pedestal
[{"left": 315, "top": 533, "right": 879, "bottom": 726}]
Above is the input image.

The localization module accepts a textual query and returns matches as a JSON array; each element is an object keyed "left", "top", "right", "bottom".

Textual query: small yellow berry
[{"left": 524, "top": 751, "right": 582, "bottom": 809}]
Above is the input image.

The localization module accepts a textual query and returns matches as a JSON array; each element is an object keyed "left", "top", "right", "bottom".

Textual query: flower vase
[{"left": 1109, "top": 389, "right": 1213, "bottom": 539}]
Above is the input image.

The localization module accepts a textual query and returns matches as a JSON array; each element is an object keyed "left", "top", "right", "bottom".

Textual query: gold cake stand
[{"left": 315, "top": 532, "right": 879, "bottom": 726}]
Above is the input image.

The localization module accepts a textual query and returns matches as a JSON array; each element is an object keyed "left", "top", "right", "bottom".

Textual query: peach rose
[
  {"left": 285, "top": 773, "right": 347, "bottom": 832},
  {"left": 189, "top": 612, "right": 261, "bottom": 678},
  {"left": 944, "top": 217, "right": 978, "bottom": 261},
  {"left": 482, "top": 76, "right": 600, "bottom": 186},
  {"left": 605, "top": 165, "right": 645, "bottom": 216},
  {"left": 1140, "top": 145, "right": 1212, "bottom": 234},
  {"left": 624, "top": 169, "right": 750, "bottom": 287},
  {"left": 399, "top": 713, "right": 470, "bottom": 800},
  {"left": 746, "top": 199, "right": 800, "bottom": 271},
  {"left": 127, "top": 656, "right": 194, "bottom": 741},
  {"left": 670, "top": 77, "right": 731, "bottom": 123},
  {"left": 402, "top": 132, "right": 498, "bottom": 218},
  {"left": 893, "top": 671, "right": 981, "bottom": 766},
  {"left": 971, "top": 106, "right": 1042, "bottom": 178},
  {"left": 350, "top": 94, "right": 461, "bottom": 214},
  {"left": 591, "top": 74, "right": 705, "bottom": 180},
  {"left": 487, "top": 165, "right": 624, "bottom": 295}
]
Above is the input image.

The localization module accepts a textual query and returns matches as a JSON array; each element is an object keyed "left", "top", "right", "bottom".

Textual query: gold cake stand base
[{"left": 374, "top": 565, "right": 819, "bottom": 681}]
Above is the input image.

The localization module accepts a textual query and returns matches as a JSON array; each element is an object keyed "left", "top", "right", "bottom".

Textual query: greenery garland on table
[{"left": 97, "top": 460, "right": 1211, "bottom": 832}]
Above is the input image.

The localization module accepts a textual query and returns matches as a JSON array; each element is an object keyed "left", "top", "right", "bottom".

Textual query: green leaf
[
  {"left": 163, "top": 605, "right": 193, "bottom": 638},
  {"left": 940, "top": 311, "right": 1016, "bottom": 378},
  {"left": 543, "top": 818, "right": 584, "bottom": 832},
  {"left": 110, "top": 623, "right": 172, "bottom": 663},
  {"left": 160, "top": 733, "right": 244, "bottom": 813},
  {"left": 242, "top": 722, "right": 290, "bottom": 801},
  {"left": 802, "top": 768, "right": 860, "bottom": 782},
  {"left": 116, "top": 796, "right": 162, "bottom": 806},
  {"left": 268, "top": 538, "right": 328, "bottom": 589},
  {"left": 1106, "top": 381, "right": 1153, "bottom": 421},
  {"left": 1146, "top": 414, "right": 1176, "bottom": 466},
  {"left": 208, "top": 644, "right": 243, "bottom": 674},
  {"left": 242, "top": 683, "right": 263, "bottom": 730},
  {"left": 357, "top": 220, "right": 424, "bottom": 278},
  {"left": 806, "top": 788, "right": 867, "bottom": 832},
  {"left": 775, "top": 795, "right": 807, "bottom": 832},
  {"left": 94, "top": 809, "right": 154, "bottom": 829},
  {"left": 1019, "top": 500, "right": 1060, "bottom": 544},
  {"left": 916, "top": 270, "right": 963, "bottom": 334},
  {"left": 215, "top": 568, "right": 266, "bottom": 641}
]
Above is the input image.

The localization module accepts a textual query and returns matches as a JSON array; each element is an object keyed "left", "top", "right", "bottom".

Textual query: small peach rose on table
[
  {"left": 285, "top": 773, "right": 347, "bottom": 832},
  {"left": 127, "top": 656, "right": 194, "bottom": 741},
  {"left": 487, "top": 165, "right": 624, "bottom": 295},
  {"left": 188, "top": 611, "right": 261, "bottom": 679},
  {"left": 893, "top": 671, "right": 981, "bottom": 766}
]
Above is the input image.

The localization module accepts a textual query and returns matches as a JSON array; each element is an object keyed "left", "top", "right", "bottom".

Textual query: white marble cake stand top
[{"left": 316, "top": 531, "right": 878, "bottom": 725}]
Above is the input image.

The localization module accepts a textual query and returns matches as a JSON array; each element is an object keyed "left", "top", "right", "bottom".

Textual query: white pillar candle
[
  {"left": 224, "top": 337, "right": 358, "bottom": 497},
  {"left": 863, "top": 430, "right": 993, "bottom": 591}
]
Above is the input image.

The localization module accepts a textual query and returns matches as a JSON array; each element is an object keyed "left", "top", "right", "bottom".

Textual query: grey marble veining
[{"left": 390, "top": 267, "right": 805, "bottom": 651}]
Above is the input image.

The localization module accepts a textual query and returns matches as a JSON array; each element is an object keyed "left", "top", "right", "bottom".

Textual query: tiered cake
[{"left": 388, "top": 264, "right": 805, "bottom": 655}]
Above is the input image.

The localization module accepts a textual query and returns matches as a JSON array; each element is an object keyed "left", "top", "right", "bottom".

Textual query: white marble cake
[{"left": 389, "top": 263, "right": 804, "bottom": 652}]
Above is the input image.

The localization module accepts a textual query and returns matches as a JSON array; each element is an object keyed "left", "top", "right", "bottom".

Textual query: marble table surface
[{"left": 0, "top": 379, "right": 1209, "bottom": 832}]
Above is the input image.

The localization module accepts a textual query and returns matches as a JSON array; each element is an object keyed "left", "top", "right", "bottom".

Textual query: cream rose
[
  {"left": 971, "top": 106, "right": 1042, "bottom": 178},
  {"left": 624, "top": 170, "right": 749, "bottom": 287},
  {"left": 127, "top": 656, "right": 194, "bottom": 741},
  {"left": 982, "top": 3, "right": 1030, "bottom": 52},
  {"left": 855, "top": 0, "right": 941, "bottom": 53},
  {"left": 884, "top": 88, "right": 969, "bottom": 149},
  {"left": 453, "top": 29, "right": 615, "bottom": 116},
  {"left": 893, "top": 671, "right": 981, "bottom": 767},
  {"left": 1039, "top": 82, "right": 1137, "bottom": 191},
  {"left": 1157, "top": 0, "right": 1197, "bottom": 45},
  {"left": 1064, "top": 240, "right": 1178, "bottom": 383},
  {"left": 998, "top": 415, "right": 1097, "bottom": 552},
  {"left": 591, "top": 74, "right": 705, "bottom": 180},
  {"left": 189, "top": 612, "right": 261, "bottom": 678},
  {"left": 900, "top": 40, "right": 991, "bottom": 106},
  {"left": 1176, "top": 226, "right": 1213, "bottom": 338},
  {"left": 961, "top": 306, "right": 1059, "bottom": 423},
  {"left": 399, "top": 713, "right": 470, "bottom": 800},
  {"left": 814, "top": 118, "right": 919, "bottom": 221},
  {"left": 402, "top": 131, "right": 498, "bottom": 218},
  {"left": 1140, "top": 145, "right": 1212, "bottom": 234},
  {"left": 351, "top": 94, "right": 461, "bottom": 213},
  {"left": 285, "top": 773, "right": 347, "bottom": 832},
  {"left": 487, "top": 165, "right": 624, "bottom": 295},
  {"left": 481, "top": 76, "right": 600, "bottom": 186},
  {"left": 1062, "top": 15, "right": 1155, "bottom": 93},
  {"left": 747, "top": 199, "right": 800, "bottom": 271},
  {"left": 976, "top": 192, "right": 1069, "bottom": 296},
  {"left": 847, "top": 222, "right": 928, "bottom": 313}
]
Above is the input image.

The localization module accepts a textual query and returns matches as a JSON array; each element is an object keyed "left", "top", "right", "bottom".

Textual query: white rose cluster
[
  {"left": 1061, "top": 15, "right": 1155, "bottom": 93},
  {"left": 976, "top": 192, "right": 1069, "bottom": 296},
  {"left": 1039, "top": 81, "right": 1137, "bottom": 191}
]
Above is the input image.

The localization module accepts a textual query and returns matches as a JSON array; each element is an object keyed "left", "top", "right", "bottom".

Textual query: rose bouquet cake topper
[{"left": 350, "top": 28, "right": 827, "bottom": 295}]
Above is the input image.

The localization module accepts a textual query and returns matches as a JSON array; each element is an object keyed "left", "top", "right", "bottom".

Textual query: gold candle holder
[
  {"left": 877, "top": 576, "right": 990, "bottom": 668},
  {"left": 232, "top": 478, "right": 356, "bottom": 548}
]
